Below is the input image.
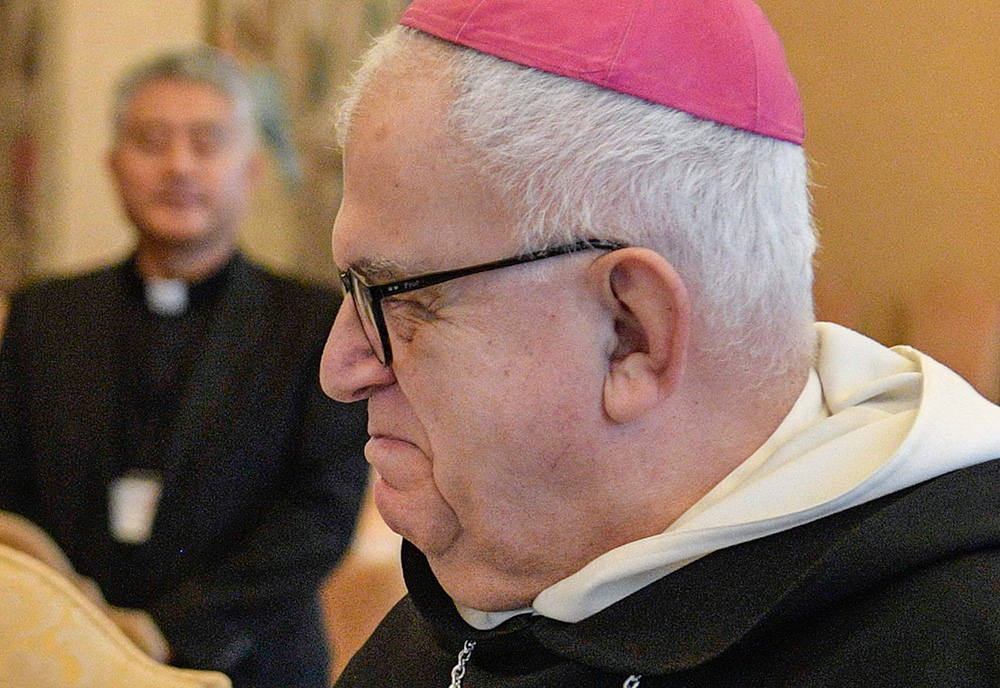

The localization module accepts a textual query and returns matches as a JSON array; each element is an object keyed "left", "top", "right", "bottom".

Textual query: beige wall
[{"left": 759, "top": 1, "right": 1000, "bottom": 346}]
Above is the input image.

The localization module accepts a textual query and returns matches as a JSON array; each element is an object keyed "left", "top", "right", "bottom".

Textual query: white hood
[{"left": 460, "top": 323, "right": 1000, "bottom": 629}]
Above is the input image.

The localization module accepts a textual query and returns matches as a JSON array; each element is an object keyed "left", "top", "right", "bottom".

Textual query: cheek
[
  {"left": 211, "top": 169, "right": 253, "bottom": 213},
  {"left": 423, "top": 389, "right": 603, "bottom": 585},
  {"left": 409, "top": 344, "right": 599, "bottom": 503},
  {"left": 198, "top": 167, "right": 226, "bottom": 196},
  {"left": 405, "top": 304, "right": 602, "bottom": 445},
  {"left": 114, "top": 164, "right": 153, "bottom": 197},
  {"left": 395, "top": 295, "right": 607, "bottom": 496}
]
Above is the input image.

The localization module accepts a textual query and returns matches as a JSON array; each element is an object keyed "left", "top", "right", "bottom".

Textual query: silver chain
[
  {"left": 447, "top": 639, "right": 640, "bottom": 687},
  {"left": 449, "top": 640, "right": 476, "bottom": 688}
]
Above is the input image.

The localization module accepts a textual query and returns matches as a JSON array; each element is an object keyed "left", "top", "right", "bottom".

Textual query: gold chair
[{"left": 0, "top": 541, "right": 230, "bottom": 687}]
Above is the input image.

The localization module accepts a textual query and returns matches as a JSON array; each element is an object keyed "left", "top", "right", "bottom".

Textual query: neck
[
  {"left": 135, "top": 237, "right": 235, "bottom": 282},
  {"left": 603, "top": 354, "right": 813, "bottom": 544}
]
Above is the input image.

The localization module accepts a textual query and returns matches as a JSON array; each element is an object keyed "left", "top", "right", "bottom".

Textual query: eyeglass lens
[{"left": 349, "top": 272, "right": 387, "bottom": 363}]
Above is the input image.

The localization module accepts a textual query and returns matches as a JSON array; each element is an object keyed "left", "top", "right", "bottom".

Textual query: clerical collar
[
  {"left": 130, "top": 252, "right": 239, "bottom": 317},
  {"left": 145, "top": 278, "right": 188, "bottom": 316}
]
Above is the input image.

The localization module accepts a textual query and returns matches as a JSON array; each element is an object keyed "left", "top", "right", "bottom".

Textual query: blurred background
[
  {"left": 0, "top": 0, "right": 998, "bottom": 679},
  {"left": 763, "top": 0, "right": 1000, "bottom": 400},
  {"left": 3, "top": 0, "right": 1000, "bottom": 394},
  {"left": 0, "top": 0, "right": 411, "bottom": 291}
]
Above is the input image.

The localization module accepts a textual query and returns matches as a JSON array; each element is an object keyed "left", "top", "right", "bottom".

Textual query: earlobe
[
  {"left": 106, "top": 151, "right": 121, "bottom": 188},
  {"left": 596, "top": 249, "right": 690, "bottom": 424},
  {"left": 245, "top": 150, "right": 265, "bottom": 186}
]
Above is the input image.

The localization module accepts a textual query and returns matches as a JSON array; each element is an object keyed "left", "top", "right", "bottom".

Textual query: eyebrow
[
  {"left": 122, "top": 120, "right": 235, "bottom": 140},
  {"left": 349, "top": 257, "right": 426, "bottom": 285}
]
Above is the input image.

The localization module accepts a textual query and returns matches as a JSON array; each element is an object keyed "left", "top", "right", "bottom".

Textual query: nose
[
  {"left": 320, "top": 297, "right": 396, "bottom": 402},
  {"left": 164, "top": 135, "right": 196, "bottom": 174}
]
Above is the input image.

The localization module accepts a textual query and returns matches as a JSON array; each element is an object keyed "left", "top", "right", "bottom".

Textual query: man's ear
[
  {"left": 106, "top": 149, "right": 123, "bottom": 191},
  {"left": 244, "top": 148, "right": 265, "bottom": 188},
  {"left": 593, "top": 248, "right": 690, "bottom": 424}
]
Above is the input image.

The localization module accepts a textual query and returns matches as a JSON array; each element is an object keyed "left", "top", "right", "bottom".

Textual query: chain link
[
  {"left": 449, "top": 640, "right": 477, "bottom": 688},
  {"left": 447, "top": 638, "right": 640, "bottom": 687}
]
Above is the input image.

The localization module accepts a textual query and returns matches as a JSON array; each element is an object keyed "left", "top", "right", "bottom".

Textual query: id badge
[{"left": 108, "top": 471, "right": 163, "bottom": 544}]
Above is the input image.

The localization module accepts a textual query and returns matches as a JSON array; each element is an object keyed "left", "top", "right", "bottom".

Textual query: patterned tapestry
[
  {"left": 207, "top": 0, "right": 410, "bottom": 282},
  {"left": 0, "top": 0, "right": 41, "bottom": 324}
]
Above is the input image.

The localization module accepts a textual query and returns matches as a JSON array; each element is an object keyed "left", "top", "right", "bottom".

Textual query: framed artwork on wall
[
  {"left": 206, "top": 0, "right": 410, "bottom": 282},
  {"left": 0, "top": 0, "right": 41, "bottom": 319}
]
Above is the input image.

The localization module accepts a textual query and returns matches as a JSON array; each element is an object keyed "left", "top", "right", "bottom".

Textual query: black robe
[
  {"left": 337, "top": 459, "right": 1000, "bottom": 687},
  {"left": 0, "top": 253, "right": 370, "bottom": 687}
]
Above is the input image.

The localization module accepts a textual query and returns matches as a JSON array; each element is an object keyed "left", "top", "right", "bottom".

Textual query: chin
[
  {"left": 139, "top": 211, "right": 215, "bottom": 243},
  {"left": 428, "top": 551, "right": 538, "bottom": 612},
  {"left": 148, "top": 226, "right": 212, "bottom": 245}
]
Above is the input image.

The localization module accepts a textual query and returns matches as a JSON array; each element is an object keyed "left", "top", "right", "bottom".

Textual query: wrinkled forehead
[{"left": 332, "top": 53, "right": 522, "bottom": 280}]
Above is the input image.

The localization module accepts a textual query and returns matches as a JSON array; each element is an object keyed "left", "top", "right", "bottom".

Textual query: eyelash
[
  {"left": 384, "top": 296, "right": 436, "bottom": 320},
  {"left": 380, "top": 297, "right": 437, "bottom": 344}
]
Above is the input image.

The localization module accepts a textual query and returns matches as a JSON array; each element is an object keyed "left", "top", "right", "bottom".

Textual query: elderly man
[
  {"left": 0, "top": 49, "right": 369, "bottom": 687},
  {"left": 320, "top": 1, "right": 1000, "bottom": 686}
]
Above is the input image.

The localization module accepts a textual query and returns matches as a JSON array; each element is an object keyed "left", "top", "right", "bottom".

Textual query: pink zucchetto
[{"left": 400, "top": 0, "right": 805, "bottom": 145}]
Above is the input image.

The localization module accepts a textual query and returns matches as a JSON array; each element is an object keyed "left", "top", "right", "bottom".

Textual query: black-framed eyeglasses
[{"left": 339, "top": 239, "right": 627, "bottom": 366}]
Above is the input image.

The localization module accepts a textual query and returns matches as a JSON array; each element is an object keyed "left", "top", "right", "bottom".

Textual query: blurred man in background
[{"left": 0, "top": 48, "right": 369, "bottom": 688}]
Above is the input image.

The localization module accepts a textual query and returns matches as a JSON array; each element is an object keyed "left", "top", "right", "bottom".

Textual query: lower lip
[
  {"left": 365, "top": 435, "right": 413, "bottom": 453},
  {"left": 370, "top": 473, "right": 396, "bottom": 508},
  {"left": 366, "top": 435, "right": 416, "bottom": 455},
  {"left": 159, "top": 190, "right": 201, "bottom": 203},
  {"left": 365, "top": 438, "right": 421, "bottom": 532},
  {"left": 364, "top": 436, "right": 424, "bottom": 479}
]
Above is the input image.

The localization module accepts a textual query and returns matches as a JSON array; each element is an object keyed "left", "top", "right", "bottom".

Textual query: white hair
[{"left": 337, "top": 27, "right": 817, "bottom": 381}]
